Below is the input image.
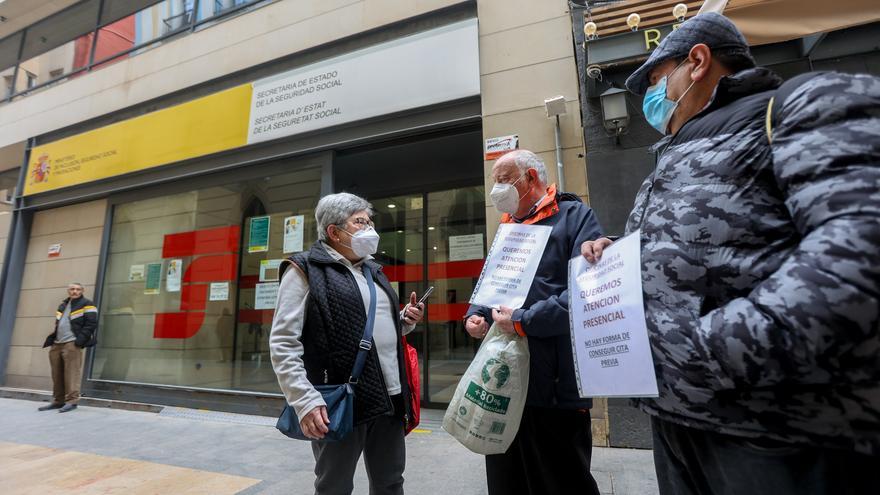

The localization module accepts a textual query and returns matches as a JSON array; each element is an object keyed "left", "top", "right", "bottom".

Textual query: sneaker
[
  {"left": 58, "top": 404, "right": 78, "bottom": 413},
  {"left": 38, "top": 403, "right": 63, "bottom": 411}
]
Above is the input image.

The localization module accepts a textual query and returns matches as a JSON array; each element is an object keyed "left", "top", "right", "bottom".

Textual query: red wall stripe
[
  {"left": 182, "top": 254, "right": 239, "bottom": 283},
  {"left": 162, "top": 225, "right": 241, "bottom": 258},
  {"left": 154, "top": 312, "right": 205, "bottom": 339},
  {"left": 239, "top": 309, "right": 275, "bottom": 324},
  {"left": 383, "top": 260, "right": 484, "bottom": 283}
]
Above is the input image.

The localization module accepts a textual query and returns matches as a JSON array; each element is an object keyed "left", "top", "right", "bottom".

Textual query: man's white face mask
[{"left": 490, "top": 174, "right": 526, "bottom": 215}]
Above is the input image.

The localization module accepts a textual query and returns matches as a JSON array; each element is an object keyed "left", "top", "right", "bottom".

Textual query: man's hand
[
  {"left": 492, "top": 306, "right": 515, "bottom": 334},
  {"left": 581, "top": 237, "right": 614, "bottom": 264},
  {"left": 300, "top": 406, "right": 330, "bottom": 440},
  {"left": 465, "top": 315, "right": 489, "bottom": 339},
  {"left": 402, "top": 292, "right": 424, "bottom": 325}
]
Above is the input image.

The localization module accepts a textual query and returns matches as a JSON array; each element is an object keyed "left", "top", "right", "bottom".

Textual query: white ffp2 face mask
[
  {"left": 340, "top": 226, "right": 380, "bottom": 258},
  {"left": 490, "top": 175, "right": 525, "bottom": 215}
]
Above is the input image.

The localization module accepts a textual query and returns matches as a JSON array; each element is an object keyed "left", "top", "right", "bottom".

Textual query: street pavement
[{"left": 0, "top": 397, "right": 658, "bottom": 494}]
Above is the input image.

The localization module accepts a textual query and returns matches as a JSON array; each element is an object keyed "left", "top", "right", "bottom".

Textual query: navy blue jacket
[{"left": 466, "top": 186, "right": 603, "bottom": 410}]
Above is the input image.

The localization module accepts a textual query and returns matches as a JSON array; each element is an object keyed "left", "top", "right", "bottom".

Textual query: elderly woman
[{"left": 270, "top": 192, "right": 423, "bottom": 495}]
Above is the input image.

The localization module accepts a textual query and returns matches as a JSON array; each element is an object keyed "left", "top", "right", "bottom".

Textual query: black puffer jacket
[{"left": 43, "top": 296, "right": 98, "bottom": 348}]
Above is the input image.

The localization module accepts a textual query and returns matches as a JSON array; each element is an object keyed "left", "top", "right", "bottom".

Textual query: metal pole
[{"left": 554, "top": 115, "right": 565, "bottom": 192}]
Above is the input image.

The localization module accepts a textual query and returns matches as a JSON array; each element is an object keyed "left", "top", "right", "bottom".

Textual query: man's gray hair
[
  {"left": 69, "top": 282, "right": 84, "bottom": 289},
  {"left": 315, "top": 192, "right": 373, "bottom": 241},
  {"left": 508, "top": 150, "right": 548, "bottom": 185}
]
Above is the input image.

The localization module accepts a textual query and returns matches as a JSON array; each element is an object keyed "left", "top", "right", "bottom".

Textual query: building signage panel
[
  {"left": 24, "top": 85, "right": 252, "bottom": 196},
  {"left": 484, "top": 135, "right": 519, "bottom": 160},
  {"left": 23, "top": 20, "right": 480, "bottom": 196},
  {"left": 247, "top": 19, "right": 479, "bottom": 144},
  {"left": 586, "top": 24, "right": 680, "bottom": 66}
]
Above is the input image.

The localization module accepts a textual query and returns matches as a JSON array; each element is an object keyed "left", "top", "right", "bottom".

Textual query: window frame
[{"left": 0, "top": 0, "right": 272, "bottom": 102}]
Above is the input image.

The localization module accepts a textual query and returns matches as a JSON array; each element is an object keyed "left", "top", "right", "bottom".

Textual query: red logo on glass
[{"left": 153, "top": 226, "right": 240, "bottom": 339}]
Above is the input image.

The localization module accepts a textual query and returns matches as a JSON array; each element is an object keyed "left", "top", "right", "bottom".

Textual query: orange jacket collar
[{"left": 501, "top": 184, "right": 560, "bottom": 225}]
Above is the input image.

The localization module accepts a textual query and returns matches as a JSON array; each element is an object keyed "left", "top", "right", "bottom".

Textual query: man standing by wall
[
  {"left": 581, "top": 13, "right": 880, "bottom": 494},
  {"left": 39, "top": 283, "right": 98, "bottom": 413},
  {"left": 465, "top": 150, "right": 603, "bottom": 495}
]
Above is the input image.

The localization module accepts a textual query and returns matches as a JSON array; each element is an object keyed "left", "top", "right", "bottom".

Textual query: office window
[
  {"left": 197, "top": 0, "right": 261, "bottom": 22},
  {"left": 92, "top": 0, "right": 194, "bottom": 65},
  {"left": 92, "top": 165, "right": 322, "bottom": 393},
  {"left": 16, "top": 32, "right": 92, "bottom": 93}
]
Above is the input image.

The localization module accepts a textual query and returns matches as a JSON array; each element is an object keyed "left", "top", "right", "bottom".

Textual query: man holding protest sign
[
  {"left": 464, "top": 150, "right": 602, "bottom": 495},
  {"left": 581, "top": 12, "right": 880, "bottom": 495}
]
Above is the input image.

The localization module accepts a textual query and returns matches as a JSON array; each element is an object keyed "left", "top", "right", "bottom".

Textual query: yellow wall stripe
[{"left": 24, "top": 84, "right": 253, "bottom": 196}]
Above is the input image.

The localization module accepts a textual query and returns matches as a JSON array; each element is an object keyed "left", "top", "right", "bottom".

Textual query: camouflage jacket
[{"left": 625, "top": 68, "right": 880, "bottom": 454}]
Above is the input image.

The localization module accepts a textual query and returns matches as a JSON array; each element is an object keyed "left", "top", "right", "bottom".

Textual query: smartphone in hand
[{"left": 417, "top": 286, "right": 434, "bottom": 306}]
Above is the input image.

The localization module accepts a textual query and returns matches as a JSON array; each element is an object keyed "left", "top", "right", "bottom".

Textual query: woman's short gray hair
[
  {"left": 509, "top": 150, "right": 548, "bottom": 185},
  {"left": 315, "top": 192, "right": 373, "bottom": 241}
]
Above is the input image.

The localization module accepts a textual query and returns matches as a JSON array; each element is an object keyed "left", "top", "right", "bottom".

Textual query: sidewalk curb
[{"left": 0, "top": 387, "right": 164, "bottom": 414}]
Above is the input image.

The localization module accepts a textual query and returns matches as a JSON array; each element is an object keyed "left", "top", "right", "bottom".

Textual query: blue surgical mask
[{"left": 642, "top": 60, "right": 695, "bottom": 135}]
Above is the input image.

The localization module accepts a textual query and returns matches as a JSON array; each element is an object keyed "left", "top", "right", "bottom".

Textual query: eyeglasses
[{"left": 349, "top": 218, "right": 374, "bottom": 228}]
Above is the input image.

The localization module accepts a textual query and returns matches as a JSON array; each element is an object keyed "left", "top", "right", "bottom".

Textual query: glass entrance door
[{"left": 371, "top": 186, "right": 486, "bottom": 406}]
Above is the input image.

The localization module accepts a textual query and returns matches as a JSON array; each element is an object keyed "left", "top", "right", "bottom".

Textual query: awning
[
  {"left": 588, "top": 0, "right": 880, "bottom": 46},
  {"left": 718, "top": 0, "right": 880, "bottom": 45}
]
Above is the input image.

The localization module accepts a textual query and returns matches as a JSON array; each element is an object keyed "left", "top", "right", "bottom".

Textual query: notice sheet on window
[
  {"left": 166, "top": 259, "right": 183, "bottom": 292},
  {"left": 449, "top": 233, "right": 484, "bottom": 261},
  {"left": 248, "top": 216, "right": 270, "bottom": 253},
  {"left": 129, "top": 264, "right": 145, "bottom": 282},
  {"left": 209, "top": 282, "right": 229, "bottom": 302},
  {"left": 283, "top": 215, "right": 304, "bottom": 253},
  {"left": 255, "top": 282, "right": 280, "bottom": 310},
  {"left": 568, "top": 231, "right": 658, "bottom": 398},
  {"left": 468, "top": 223, "right": 552, "bottom": 310},
  {"left": 144, "top": 263, "right": 162, "bottom": 295},
  {"left": 260, "top": 259, "right": 283, "bottom": 282}
]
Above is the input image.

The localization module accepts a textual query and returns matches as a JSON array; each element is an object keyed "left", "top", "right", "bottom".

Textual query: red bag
[{"left": 402, "top": 335, "right": 420, "bottom": 434}]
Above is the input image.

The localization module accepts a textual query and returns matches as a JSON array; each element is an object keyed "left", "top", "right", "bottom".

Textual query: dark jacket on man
[
  {"left": 625, "top": 68, "right": 880, "bottom": 454},
  {"left": 467, "top": 185, "right": 603, "bottom": 410},
  {"left": 43, "top": 296, "right": 98, "bottom": 348}
]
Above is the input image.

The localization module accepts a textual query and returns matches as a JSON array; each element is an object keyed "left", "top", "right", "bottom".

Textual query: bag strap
[
  {"left": 349, "top": 265, "right": 378, "bottom": 384},
  {"left": 765, "top": 71, "right": 825, "bottom": 144}
]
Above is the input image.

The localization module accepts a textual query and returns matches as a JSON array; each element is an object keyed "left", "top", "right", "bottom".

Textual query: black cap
[{"left": 624, "top": 12, "right": 754, "bottom": 95}]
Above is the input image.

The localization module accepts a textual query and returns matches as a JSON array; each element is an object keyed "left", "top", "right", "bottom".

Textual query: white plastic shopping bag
[{"left": 442, "top": 323, "right": 529, "bottom": 455}]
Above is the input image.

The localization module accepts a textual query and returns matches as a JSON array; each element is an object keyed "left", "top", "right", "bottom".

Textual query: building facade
[{"left": 0, "top": 1, "right": 612, "bottom": 441}]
